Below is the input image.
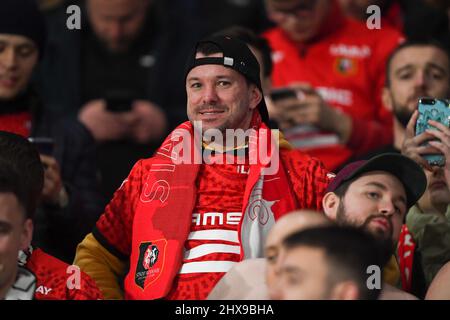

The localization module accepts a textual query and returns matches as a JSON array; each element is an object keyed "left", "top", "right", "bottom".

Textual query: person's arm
[
  {"left": 74, "top": 233, "right": 126, "bottom": 299},
  {"left": 283, "top": 150, "right": 331, "bottom": 211},
  {"left": 73, "top": 160, "right": 145, "bottom": 299}
]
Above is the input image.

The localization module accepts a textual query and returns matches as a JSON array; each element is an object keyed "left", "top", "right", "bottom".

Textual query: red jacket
[
  {"left": 263, "top": 1, "right": 403, "bottom": 170},
  {"left": 93, "top": 120, "right": 331, "bottom": 299},
  {"left": 24, "top": 247, "right": 103, "bottom": 300}
]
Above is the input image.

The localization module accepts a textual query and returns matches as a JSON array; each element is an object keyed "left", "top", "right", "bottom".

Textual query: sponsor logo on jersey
[
  {"left": 192, "top": 212, "right": 242, "bottom": 226},
  {"left": 316, "top": 87, "right": 353, "bottom": 106},
  {"left": 330, "top": 44, "right": 371, "bottom": 59}
]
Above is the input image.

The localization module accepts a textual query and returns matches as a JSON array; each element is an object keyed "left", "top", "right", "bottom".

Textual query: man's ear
[
  {"left": 382, "top": 87, "right": 393, "bottom": 112},
  {"left": 249, "top": 85, "right": 262, "bottom": 111},
  {"left": 322, "top": 192, "right": 340, "bottom": 220},
  {"left": 330, "top": 281, "right": 360, "bottom": 300},
  {"left": 20, "top": 218, "right": 33, "bottom": 251}
]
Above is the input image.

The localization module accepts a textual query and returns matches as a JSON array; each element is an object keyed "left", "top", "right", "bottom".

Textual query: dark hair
[
  {"left": 0, "top": 131, "right": 44, "bottom": 219},
  {"left": 332, "top": 179, "right": 353, "bottom": 198},
  {"left": 283, "top": 225, "right": 384, "bottom": 300},
  {"left": 0, "top": 162, "right": 27, "bottom": 216},
  {"left": 214, "top": 26, "right": 273, "bottom": 77},
  {"left": 385, "top": 39, "right": 450, "bottom": 87},
  {"left": 195, "top": 41, "right": 223, "bottom": 56}
]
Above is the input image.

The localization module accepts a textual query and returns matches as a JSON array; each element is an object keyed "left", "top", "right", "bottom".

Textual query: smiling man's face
[{"left": 186, "top": 52, "right": 261, "bottom": 134}]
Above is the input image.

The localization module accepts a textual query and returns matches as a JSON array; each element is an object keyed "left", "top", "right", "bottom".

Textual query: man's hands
[
  {"left": 40, "top": 154, "right": 68, "bottom": 207},
  {"left": 402, "top": 110, "right": 440, "bottom": 171},
  {"left": 78, "top": 99, "right": 167, "bottom": 144},
  {"left": 426, "top": 119, "right": 450, "bottom": 186},
  {"left": 131, "top": 100, "right": 167, "bottom": 144},
  {"left": 271, "top": 84, "right": 352, "bottom": 143},
  {"left": 401, "top": 110, "right": 450, "bottom": 184}
]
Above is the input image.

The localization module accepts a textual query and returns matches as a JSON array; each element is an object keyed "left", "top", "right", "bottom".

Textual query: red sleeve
[
  {"left": 67, "top": 271, "right": 104, "bottom": 300},
  {"left": 347, "top": 28, "right": 404, "bottom": 156},
  {"left": 94, "top": 160, "right": 145, "bottom": 259},
  {"left": 282, "top": 150, "right": 332, "bottom": 211}
]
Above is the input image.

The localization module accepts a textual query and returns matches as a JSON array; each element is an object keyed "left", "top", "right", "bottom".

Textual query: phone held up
[
  {"left": 28, "top": 137, "right": 55, "bottom": 156},
  {"left": 415, "top": 97, "right": 450, "bottom": 167},
  {"left": 270, "top": 87, "right": 297, "bottom": 102},
  {"left": 105, "top": 90, "right": 135, "bottom": 113}
]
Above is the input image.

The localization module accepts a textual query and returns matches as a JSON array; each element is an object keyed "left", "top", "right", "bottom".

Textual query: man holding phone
[
  {"left": 263, "top": 0, "right": 403, "bottom": 171},
  {"left": 0, "top": 0, "right": 104, "bottom": 263},
  {"left": 379, "top": 40, "right": 450, "bottom": 298},
  {"left": 37, "top": 0, "right": 190, "bottom": 199}
]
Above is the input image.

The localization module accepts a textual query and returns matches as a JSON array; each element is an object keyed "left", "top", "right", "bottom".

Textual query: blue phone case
[{"left": 415, "top": 98, "right": 450, "bottom": 166}]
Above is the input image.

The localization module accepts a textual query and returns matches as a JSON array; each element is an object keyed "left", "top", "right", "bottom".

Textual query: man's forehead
[
  {"left": 352, "top": 171, "right": 406, "bottom": 192},
  {"left": 186, "top": 61, "right": 241, "bottom": 80},
  {"left": 391, "top": 46, "right": 449, "bottom": 70},
  {"left": 0, "top": 34, "right": 35, "bottom": 46},
  {"left": 89, "top": 0, "right": 144, "bottom": 16},
  {"left": 0, "top": 192, "right": 23, "bottom": 218}
]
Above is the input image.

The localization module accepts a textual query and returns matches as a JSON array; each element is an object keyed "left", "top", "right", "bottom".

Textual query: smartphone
[
  {"left": 28, "top": 137, "right": 55, "bottom": 156},
  {"left": 415, "top": 97, "right": 450, "bottom": 166},
  {"left": 270, "top": 87, "right": 297, "bottom": 102},
  {"left": 105, "top": 90, "right": 135, "bottom": 113}
]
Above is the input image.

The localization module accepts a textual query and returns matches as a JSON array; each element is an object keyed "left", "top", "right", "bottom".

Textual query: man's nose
[
  {"left": 201, "top": 85, "right": 219, "bottom": 104},
  {"left": 1, "top": 47, "right": 18, "bottom": 70},
  {"left": 414, "top": 70, "right": 427, "bottom": 91},
  {"left": 379, "top": 200, "right": 396, "bottom": 216},
  {"left": 108, "top": 21, "right": 124, "bottom": 41},
  {"left": 432, "top": 166, "right": 444, "bottom": 177}
]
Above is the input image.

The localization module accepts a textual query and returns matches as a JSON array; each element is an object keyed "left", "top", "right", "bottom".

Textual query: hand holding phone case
[{"left": 415, "top": 98, "right": 450, "bottom": 166}]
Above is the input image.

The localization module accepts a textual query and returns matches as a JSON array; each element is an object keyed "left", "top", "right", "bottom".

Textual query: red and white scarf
[{"left": 124, "top": 113, "right": 298, "bottom": 299}]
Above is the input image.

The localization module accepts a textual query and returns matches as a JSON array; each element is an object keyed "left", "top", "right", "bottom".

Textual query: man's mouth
[
  {"left": 430, "top": 180, "right": 447, "bottom": 190},
  {"left": 371, "top": 217, "right": 391, "bottom": 232},
  {"left": 199, "top": 110, "right": 225, "bottom": 115}
]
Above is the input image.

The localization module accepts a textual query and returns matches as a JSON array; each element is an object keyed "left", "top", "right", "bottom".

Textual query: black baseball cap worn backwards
[
  {"left": 326, "top": 153, "right": 427, "bottom": 209},
  {"left": 185, "top": 35, "right": 270, "bottom": 124}
]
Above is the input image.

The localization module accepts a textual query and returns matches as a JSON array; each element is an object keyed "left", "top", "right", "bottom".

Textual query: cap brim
[{"left": 345, "top": 153, "right": 427, "bottom": 208}]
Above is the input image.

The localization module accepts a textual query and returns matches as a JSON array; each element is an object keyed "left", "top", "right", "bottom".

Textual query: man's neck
[
  {"left": 418, "top": 202, "right": 448, "bottom": 216},
  {"left": 393, "top": 119, "right": 406, "bottom": 150}
]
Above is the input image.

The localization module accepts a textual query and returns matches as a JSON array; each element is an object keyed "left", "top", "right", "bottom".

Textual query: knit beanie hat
[{"left": 0, "top": 0, "right": 47, "bottom": 58}]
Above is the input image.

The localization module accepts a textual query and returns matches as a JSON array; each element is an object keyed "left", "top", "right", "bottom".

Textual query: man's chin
[{"left": 367, "top": 225, "right": 391, "bottom": 240}]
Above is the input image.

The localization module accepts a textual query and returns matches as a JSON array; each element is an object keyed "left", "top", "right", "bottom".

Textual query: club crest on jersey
[
  {"left": 334, "top": 57, "right": 358, "bottom": 76},
  {"left": 135, "top": 239, "right": 167, "bottom": 289}
]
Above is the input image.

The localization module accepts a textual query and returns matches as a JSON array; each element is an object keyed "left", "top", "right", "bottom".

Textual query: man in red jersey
[
  {"left": 263, "top": 0, "right": 403, "bottom": 171},
  {"left": 74, "top": 35, "right": 332, "bottom": 300},
  {"left": 0, "top": 132, "right": 102, "bottom": 300}
]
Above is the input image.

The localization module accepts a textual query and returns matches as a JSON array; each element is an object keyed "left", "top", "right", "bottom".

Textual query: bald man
[
  {"left": 208, "top": 209, "right": 417, "bottom": 300},
  {"left": 426, "top": 262, "right": 450, "bottom": 299},
  {"left": 207, "top": 210, "right": 330, "bottom": 300}
]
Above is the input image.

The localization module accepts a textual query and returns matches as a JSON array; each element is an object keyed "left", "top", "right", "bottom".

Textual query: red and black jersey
[
  {"left": 23, "top": 247, "right": 103, "bottom": 300},
  {"left": 263, "top": 1, "right": 403, "bottom": 170},
  {"left": 94, "top": 146, "right": 330, "bottom": 299},
  {"left": 165, "top": 158, "right": 249, "bottom": 300},
  {"left": 0, "top": 112, "right": 31, "bottom": 138}
]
